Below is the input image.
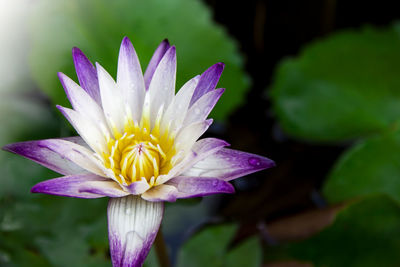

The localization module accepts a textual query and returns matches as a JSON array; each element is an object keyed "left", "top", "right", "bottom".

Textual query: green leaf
[
  {"left": 176, "top": 224, "right": 262, "bottom": 267},
  {"left": 1, "top": 152, "right": 111, "bottom": 266},
  {"left": 323, "top": 126, "right": 400, "bottom": 204},
  {"left": 265, "top": 195, "right": 400, "bottom": 267},
  {"left": 29, "top": 0, "right": 249, "bottom": 121},
  {"left": 270, "top": 23, "right": 400, "bottom": 142},
  {"left": 226, "top": 237, "right": 262, "bottom": 267}
]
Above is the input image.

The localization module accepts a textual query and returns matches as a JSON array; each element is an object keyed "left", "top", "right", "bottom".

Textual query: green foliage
[
  {"left": 176, "top": 224, "right": 262, "bottom": 267},
  {"left": 29, "top": 0, "right": 249, "bottom": 122},
  {"left": 265, "top": 196, "right": 400, "bottom": 267},
  {"left": 324, "top": 127, "right": 400, "bottom": 204},
  {"left": 0, "top": 155, "right": 111, "bottom": 267},
  {"left": 270, "top": 23, "right": 400, "bottom": 142}
]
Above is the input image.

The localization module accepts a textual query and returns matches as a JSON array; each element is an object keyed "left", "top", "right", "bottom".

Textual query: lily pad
[
  {"left": 29, "top": 0, "right": 250, "bottom": 121},
  {"left": 176, "top": 224, "right": 262, "bottom": 267},
  {"left": 323, "top": 126, "right": 400, "bottom": 204},
  {"left": 270, "top": 23, "right": 400, "bottom": 142},
  {"left": 265, "top": 195, "right": 400, "bottom": 267}
]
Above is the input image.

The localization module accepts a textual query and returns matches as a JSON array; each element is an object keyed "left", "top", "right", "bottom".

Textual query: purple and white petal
[
  {"left": 190, "top": 63, "right": 224, "bottom": 106},
  {"left": 58, "top": 72, "right": 109, "bottom": 130},
  {"left": 57, "top": 106, "right": 109, "bottom": 154},
  {"left": 144, "top": 39, "right": 171, "bottom": 89},
  {"left": 161, "top": 75, "right": 200, "bottom": 135},
  {"left": 124, "top": 177, "right": 151, "bottom": 195},
  {"left": 141, "top": 184, "right": 178, "bottom": 202},
  {"left": 72, "top": 47, "right": 101, "bottom": 105},
  {"left": 182, "top": 148, "right": 275, "bottom": 181},
  {"left": 117, "top": 37, "right": 145, "bottom": 123},
  {"left": 3, "top": 139, "right": 86, "bottom": 176},
  {"left": 183, "top": 88, "right": 225, "bottom": 126},
  {"left": 147, "top": 46, "right": 176, "bottom": 128},
  {"left": 97, "top": 62, "right": 126, "bottom": 135},
  {"left": 156, "top": 138, "right": 229, "bottom": 184},
  {"left": 31, "top": 174, "right": 128, "bottom": 198},
  {"left": 166, "top": 176, "right": 234, "bottom": 199},
  {"left": 61, "top": 136, "right": 88, "bottom": 147},
  {"left": 174, "top": 119, "right": 213, "bottom": 154},
  {"left": 108, "top": 195, "right": 163, "bottom": 267},
  {"left": 36, "top": 139, "right": 105, "bottom": 176}
]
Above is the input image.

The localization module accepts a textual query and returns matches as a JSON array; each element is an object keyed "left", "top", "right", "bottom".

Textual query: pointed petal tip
[
  {"left": 166, "top": 45, "right": 176, "bottom": 56},
  {"left": 216, "top": 62, "right": 225, "bottom": 70},
  {"left": 30, "top": 185, "right": 40, "bottom": 194},
  {"left": 72, "top": 46, "right": 82, "bottom": 55},
  {"left": 57, "top": 72, "right": 68, "bottom": 88},
  {"left": 250, "top": 156, "right": 276, "bottom": 170},
  {"left": 216, "top": 87, "right": 225, "bottom": 94},
  {"left": 72, "top": 47, "right": 92, "bottom": 66},
  {"left": 122, "top": 36, "right": 131, "bottom": 42},
  {"left": 55, "top": 104, "right": 64, "bottom": 112},
  {"left": 121, "top": 36, "right": 133, "bottom": 48},
  {"left": 2, "top": 143, "right": 15, "bottom": 153}
]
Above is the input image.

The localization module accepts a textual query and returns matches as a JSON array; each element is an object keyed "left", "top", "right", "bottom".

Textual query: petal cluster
[
  {"left": 3, "top": 37, "right": 275, "bottom": 267},
  {"left": 4, "top": 37, "right": 274, "bottom": 202}
]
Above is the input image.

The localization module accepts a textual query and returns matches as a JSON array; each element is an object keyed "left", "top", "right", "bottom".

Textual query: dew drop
[
  {"left": 125, "top": 207, "right": 132, "bottom": 215},
  {"left": 212, "top": 179, "right": 219, "bottom": 187},
  {"left": 248, "top": 157, "right": 261, "bottom": 166}
]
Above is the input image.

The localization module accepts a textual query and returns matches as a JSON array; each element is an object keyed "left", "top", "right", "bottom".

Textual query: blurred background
[{"left": 1, "top": 0, "right": 400, "bottom": 266}]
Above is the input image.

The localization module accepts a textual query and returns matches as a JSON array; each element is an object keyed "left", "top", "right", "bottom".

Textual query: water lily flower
[{"left": 3, "top": 37, "right": 274, "bottom": 267}]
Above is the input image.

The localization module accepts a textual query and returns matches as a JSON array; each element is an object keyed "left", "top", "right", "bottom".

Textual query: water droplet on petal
[
  {"left": 248, "top": 157, "right": 261, "bottom": 167},
  {"left": 125, "top": 207, "right": 131, "bottom": 215},
  {"left": 212, "top": 179, "right": 219, "bottom": 187}
]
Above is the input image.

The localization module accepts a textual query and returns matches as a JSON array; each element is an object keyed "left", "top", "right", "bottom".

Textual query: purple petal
[
  {"left": 167, "top": 176, "right": 234, "bottom": 199},
  {"left": 190, "top": 62, "right": 224, "bottom": 106},
  {"left": 3, "top": 139, "right": 86, "bottom": 175},
  {"left": 174, "top": 119, "right": 214, "bottom": 155},
  {"left": 184, "top": 88, "right": 225, "bottom": 126},
  {"left": 31, "top": 174, "right": 128, "bottom": 198},
  {"left": 183, "top": 148, "right": 275, "bottom": 181},
  {"left": 147, "top": 46, "right": 176, "bottom": 127},
  {"left": 144, "top": 39, "right": 171, "bottom": 89},
  {"left": 60, "top": 136, "right": 88, "bottom": 147},
  {"left": 36, "top": 138, "right": 105, "bottom": 175},
  {"left": 158, "top": 138, "right": 229, "bottom": 184},
  {"left": 58, "top": 72, "right": 108, "bottom": 128},
  {"left": 108, "top": 196, "right": 163, "bottom": 267},
  {"left": 124, "top": 178, "right": 151, "bottom": 195},
  {"left": 117, "top": 37, "right": 145, "bottom": 123},
  {"left": 141, "top": 184, "right": 178, "bottom": 202},
  {"left": 57, "top": 105, "right": 109, "bottom": 155},
  {"left": 72, "top": 47, "right": 101, "bottom": 105}
]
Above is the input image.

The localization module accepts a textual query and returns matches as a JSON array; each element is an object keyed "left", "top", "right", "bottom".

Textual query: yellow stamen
[{"left": 102, "top": 116, "right": 175, "bottom": 186}]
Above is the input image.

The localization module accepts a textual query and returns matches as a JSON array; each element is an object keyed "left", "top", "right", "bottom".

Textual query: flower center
[
  {"left": 119, "top": 140, "right": 162, "bottom": 182},
  {"left": 102, "top": 122, "right": 176, "bottom": 186}
]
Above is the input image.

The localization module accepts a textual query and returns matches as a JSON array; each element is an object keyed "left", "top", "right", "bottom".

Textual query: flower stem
[{"left": 154, "top": 228, "right": 170, "bottom": 267}]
